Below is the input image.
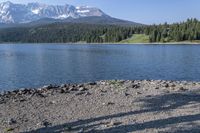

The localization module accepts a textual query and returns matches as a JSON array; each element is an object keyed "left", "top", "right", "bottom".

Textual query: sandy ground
[{"left": 0, "top": 80, "right": 200, "bottom": 133}]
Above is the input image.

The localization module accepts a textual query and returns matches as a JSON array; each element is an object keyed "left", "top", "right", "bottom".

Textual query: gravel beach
[{"left": 1, "top": 80, "right": 200, "bottom": 133}]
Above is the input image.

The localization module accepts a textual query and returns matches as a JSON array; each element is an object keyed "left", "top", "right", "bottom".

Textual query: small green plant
[
  {"left": 5, "top": 128, "right": 14, "bottom": 132},
  {"left": 108, "top": 80, "right": 125, "bottom": 90}
]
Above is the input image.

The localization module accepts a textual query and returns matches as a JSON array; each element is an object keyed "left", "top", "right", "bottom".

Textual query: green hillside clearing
[{"left": 120, "top": 34, "right": 150, "bottom": 43}]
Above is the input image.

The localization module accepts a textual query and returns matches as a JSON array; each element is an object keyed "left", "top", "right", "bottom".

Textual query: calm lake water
[{"left": 1, "top": 44, "right": 200, "bottom": 91}]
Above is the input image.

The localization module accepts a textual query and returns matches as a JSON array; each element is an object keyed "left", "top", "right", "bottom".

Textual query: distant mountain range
[{"left": 0, "top": 1, "right": 141, "bottom": 27}]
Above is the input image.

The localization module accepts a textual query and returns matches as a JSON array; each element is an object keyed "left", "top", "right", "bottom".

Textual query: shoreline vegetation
[
  {"left": 0, "top": 18, "right": 200, "bottom": 44},
  {"left": 1, "top": 40, "right": 200, "bottom": 45},
  {"left": 1, "top": 42, "right": 200, "bottom": 45},
  {"left": 1, "top": 80, "right": 200, "bottom": 132}
]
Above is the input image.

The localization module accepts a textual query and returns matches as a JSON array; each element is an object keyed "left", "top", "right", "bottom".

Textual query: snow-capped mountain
[{"left": 0, "top": 1, "right": 107, "bottom": 23}]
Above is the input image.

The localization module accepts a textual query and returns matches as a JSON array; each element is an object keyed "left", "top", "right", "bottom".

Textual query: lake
[{"left": 0, "top": 44, "right": 200, "bottom": 91}]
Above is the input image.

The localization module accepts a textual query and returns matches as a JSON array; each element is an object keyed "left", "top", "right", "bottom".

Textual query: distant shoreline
[
  {"left": 92, "top": 42, "right": 200, "bottom": 45},
  {"left": 0, "top": 42, "right": 200, "bottom": 45}
]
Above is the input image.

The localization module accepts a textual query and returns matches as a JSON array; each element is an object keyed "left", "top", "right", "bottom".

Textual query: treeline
[
  {"left": 144, "top": 18, "right": 200, "bottom": 42},
  {"left": 0, "top": 18, "right": 200, "bottom": 43},
  {"left": 0, "top": 23, "right": 136, "bottom": 43}
]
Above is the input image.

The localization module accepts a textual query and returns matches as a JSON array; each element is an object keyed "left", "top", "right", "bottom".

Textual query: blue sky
[{"left": 1, "top": 0, "right": 200, "bottom": 24}]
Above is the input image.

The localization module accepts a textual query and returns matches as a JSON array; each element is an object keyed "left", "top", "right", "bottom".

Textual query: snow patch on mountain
[
  {"left": 31, "top": 9, "right": 40, "bottom": 14},
  {"left": 0, "top": 1, "right": 107, "bottom": 23},
  {"left": 77, "top": 10, "right": 90, "bottom": 13}
]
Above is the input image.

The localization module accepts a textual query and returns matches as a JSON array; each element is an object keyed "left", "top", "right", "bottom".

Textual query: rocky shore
[{"left": 1, "top": 80, "right": 200, "bottom": 133}]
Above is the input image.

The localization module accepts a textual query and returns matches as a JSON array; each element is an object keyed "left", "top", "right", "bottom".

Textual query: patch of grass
[
  {"left": 109, "top": 80, "right": 121, "bottom": 85},
  {"left": 162, "top": 40, "right": 200, "bottom": 44},
  {"left": 120, "top": 34, "right": 150, "bottom": 43},
  {"left": 5, "top": 128, "right": 14, "bottom": 132},
  {"left": 108, "top": 80, "right": 125, "bottom": 90},
  {"left": 184, "top": 40, "right": 200, "bottom": 43}
]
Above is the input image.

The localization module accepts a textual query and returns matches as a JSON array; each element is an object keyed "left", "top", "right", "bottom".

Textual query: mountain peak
[
  {"left": 0, "top": 2, "right": 107, "bottom": 23},
  {"left": 2, "top": 1, "right": 12, "bottom": 4},
  {"left": 0, "top": 1, "right": 13, "bottom": 8}
]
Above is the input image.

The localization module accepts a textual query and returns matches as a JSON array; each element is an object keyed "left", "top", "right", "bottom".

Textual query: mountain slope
[
  {"left": 0, "top": 1, "right": 107, "bottom": 23},
  {"left": 62, "top": 16, "right": 142, "bottom": 26}
]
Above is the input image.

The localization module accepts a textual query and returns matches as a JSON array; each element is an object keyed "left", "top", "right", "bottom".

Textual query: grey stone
[
  {"left": 136, "top": 92, "right": 142, "bottom": 95},
  {"left": 78, "top": 128, "right": 84, "bottom": 133},
  {"left": 19, "top": 98, "right": 26, "bottom": 102},
  {"left": 37, "top": 120, "right": 52, "bottom": 127},
  {"left": 0, "top": 99, "right": 5, "bottom": 104},
  {"left": 171, "top": 84, "right": 176, "bottom": 87},
  {"left": 165, "top": 84, "right": 169, "bottom": 88},
  {"left": 179, "top": 87, "right": 187, "bottom": 91},
  {"left": 79, "top": 87, "right": 87, "bottom": 91},
  {"left": 132, "top": 84, "right": 140, "bottom": 89},
  {"left": 69, "top": 87, "right": 78, "bottom": 91},
  {"left": 60, "top": 88, "right": 69, "bottom": 93},
  {"left": 42, "top": 85, "right": 53, "bottom": 90},
  {"left": 103, "top": 102, "right": 115, "bottom": 106},
  {"left": 43, "top": 121, "right": 51, "bottom": 127},
  {"left": 124, "top": 92, "right": 130, "bottom": 96},
  {"left": 60, "top": 84, "right": 67, "bottom": 88},
  {"left": 89, "top": 82, "right": 97, "bottom": 85},
  {"left": 37, "top": 93, "right": 48, "bottom": 98},
  {"left": 84, "top": 92, "right": 91, "bottom": 96},
  {"left": 7, "top": 118, "right": 16, "bottom": 125}
]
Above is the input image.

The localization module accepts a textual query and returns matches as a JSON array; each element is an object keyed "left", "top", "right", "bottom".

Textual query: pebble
[
  {"left": 69, "top": 87, "right": 78, "bottom": 91},
  {"left": 0, "top": 99, "right": 5, "bottom": 104},
  {"left": 124, "top": 92, "right": 130, "bottom": 96},
  {"left": 84, "top": 92, "right": 91, "bottom": 96},
  {"left": 171, "top": 84, "right": 176, "bottom": 87},
  {"left": 49, "top": 100, "right": 56, "bottom": 104},
  {"left": 165, "top": 84, "right": 169, "bottom": 88},
  {"left": 78, "top": 84, "right": 84, "bottom": 88},
  {"left": 19, "top": 98, "right": 26, "bottom": 102},
  {"left": 164, "top": 90, "right": 170, "bottom": 93},
  {"left": 110, "top": 121, "right": 122, "bottom": 126},
  {"left": 179, "top": 87, "right": 187, "bottom": 91},
  {"left": 37, "top": 93, "right": 47, "bottom": 98},
  {"left": 7, "top": 118, "right": 16, "bottom": 125},
  {"left": 42, "top": 85, "right": 53, "bottom": 90},
  {"left": 105, "top": 121, "right": 122, "bottom": 127},
  {"left": 79, "top": 87, "right": 87, "bottom": 91},
  {"left": 43, "top": 121, "right": 51, "bottom": 127},
  {"left": 60, "top": 84, "right": 67, "bottom": 88},
  {"left": 103, "top": 102, "right": 115, "bottom": 106},
  {"left": 132, "top": 84, "right": 140, "bottom": 89},
  {"left": 37, "top": 120, "right": 51, "bottom": 127},
  {"left": 136, "top": 92, "right": 142, "bottom": 95},
  {"left": 60, "top": 88, "right": 69, "bottom": 93},
  {"left": 100, "top": 90, "right": 107, "bottom": 93},
  {"left": 89, "top": 82, "right": 97, "bottom": 85},
  {"left": 146, "top": 95, "right": 152, "bottom": 97},
  {"left": 60, "top": 89, "right": 65, "bottom": 93},
  {"left": 78, "top": 128, "right": 84, "bottom": 133},
  {"left": 107, "top": 102, "right": 115, "bottom": 105}
]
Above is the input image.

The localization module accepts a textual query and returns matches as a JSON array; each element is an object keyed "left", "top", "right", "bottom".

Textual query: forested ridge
[
  {"left": 0, "top": 18, "right": 200, "bottom": 43},
  {"left": 0, "top": 23, "right": 135, "bottom": 43},
  {"left": 145, "top": 18, "right": 200, "bottom": 42}
]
